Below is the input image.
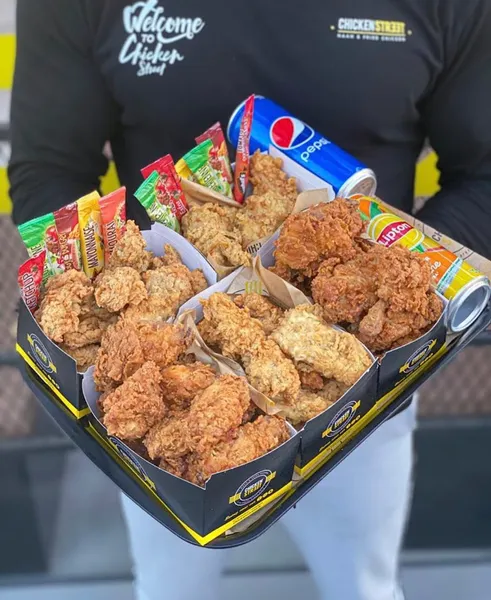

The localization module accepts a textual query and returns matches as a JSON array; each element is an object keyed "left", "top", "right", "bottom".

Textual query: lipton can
[{"left": 353, "top": 195, "right": 491, "bottom": 333}]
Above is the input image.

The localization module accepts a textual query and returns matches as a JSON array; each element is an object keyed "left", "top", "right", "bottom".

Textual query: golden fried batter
[
  {"left": 108, "top": 220, "right": 151, "bottom": 272},
  {"left": 187, "top": 375, "right": 251, "bottom": 454},
  {"left": 101, "top": 361, "right": 165, "bottom": 441},
  {"left": 187, "top": 415, "right": 290, "bottom": 486},
  {"left": 35, "top": 270, "right": 93, "bottom": 343},
  {"left": 271, "top": 305, "right": 371, "bottom": 386},
  {"left": 234, "top": 293, "right": 284, "bottom": 335},
  {"left": 94, "top": 267, "right": 147, "bottom": 312},
  {"left": 160, "top": 362, "right": 217, "bottom": 410}
]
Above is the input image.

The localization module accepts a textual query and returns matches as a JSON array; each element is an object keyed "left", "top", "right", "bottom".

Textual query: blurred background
[{"left": 1, "top": 1, "right": 491, "bottom": 598}]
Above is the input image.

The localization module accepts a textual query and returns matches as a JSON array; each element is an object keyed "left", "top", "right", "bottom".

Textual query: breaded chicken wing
[
  {"left": 144, "top": 409, "right": 191, "bottom": 463},
  {"left": 200, "top": 293, "right": 300, "bottom": 404},
  {"left": 234, "top": 293, "right": 284, "bottom": 334},
  {"left": 35, "top": 270, "right": 93, "bottom": 343},
  {"left": 249, "top": 151, "right": 298, "bottom": 202},
  {"left": 234, "top": 191, "right": 296, "bottom": 249},
  {"left": 273, "top": 199, "right": 365, "bottom": 281},
  {"left": 60, "top": 342, "right": 100, "bottom": 373},
  {"left": 94, "top": 267, "right": 147, "bottom": 312},
  {"left": 94, "top": 319, "right": 191, "bottom": 391},
  {"left": 271, "top": 305, "right": 371, "bottom": 386},
  {"left": 108, "top": 220, "right": 151, "bottom": 272},
  {"left": 187, "top": 415, "right": 290, "bottom": 486},
  {"left": 182, "top": 204, "right": 250, "bottom": 269},
  {"left": 187, "top": 374, "right": 251, "bottom": 454},
  {"left": 101, "top": 361, "right": 165, "bottom": 440},
  {"left": 160, "top": 362, "right": 217, "bottom": 410},
  {"left": 124, "top": 263, "right": 206, "bottom": 322}
]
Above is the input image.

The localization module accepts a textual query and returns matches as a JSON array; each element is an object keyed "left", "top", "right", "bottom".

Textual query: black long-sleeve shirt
[{"left": 8, "top": 0, "right": 491, "bottom": 258}]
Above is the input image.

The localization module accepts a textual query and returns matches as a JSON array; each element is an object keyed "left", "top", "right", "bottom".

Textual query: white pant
[{"left": 121, "top": 401, "right": 416, "bottom": 600}]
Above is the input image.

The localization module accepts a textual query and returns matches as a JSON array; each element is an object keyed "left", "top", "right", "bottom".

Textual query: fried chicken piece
[
  {"left": 249, "top": 151, "right": 298, "bottom": 202},
  {"left": 60, "top": 343, "right": 100, "bottom": 373},
  {"left": 297, "top": 366, "right": 325, "bottom": 391},
  {"left": 201, "top": 293, "right": 265, "bottom": 360},
  {"left": 160, "top": 362, "right": 217, "bottom": 411},
  {"left": 234, "top": 191, "right": 296, "bottom": 248},
  {"left": 159, "top": 456, "right": 189, "bottom": 478},
  {"left": 63, "top": 303, "right": 117, "bottom": 348},
  {"left": 94, "top": 267, "right": 147, "bottom": 312},
  {"left": 182, "top": 204, "right": 250, "bottom": 268},
  {"left": 187, "top": 415, "right": 290, "bottom": 486},
  {"left": 234, "top": 293, "right": 284, "bottom": 334},
  {"left": 200, "top": 293, "right": 300, "bottom": 404},
  {"left": 101, "top": 361, "right": 165, "bottom": 441},
  {"left": 282, "top": 389, "right": 333, "bottom": 426},
  {"left": 274, "top": 199, "right": 365, "bottom": 281},
  {"left": 271, "top": 305, "right": 372, "bottom": 386},
  {"left": 108, "top": 220, "right": 151, "bottom": 272},
  {"left": 124, "top": 263, "right": 205, "bottom": 322},
  {"left": 311, "top": 253, "right": 378, "bottom": 324},
  {"left": 187, "top": 375, "right": 251, "bottom": 454},
  {"left": 35, "top": 270, "right": 93, "bottom": 343},
  {"left": 144, "top": 409, "right": 191, "bottom": 462},
  {"left": 241, "top": 338, "right": 301, "bottom": 405},
  {"left": 149, "top": 244, "right": 184, "bottom": 269},
  {"left": 94, "top": 319, "right": 191, "bottom": 391},
  {"left": 357, "top": 292, "right": 444, "bottom": 352}
]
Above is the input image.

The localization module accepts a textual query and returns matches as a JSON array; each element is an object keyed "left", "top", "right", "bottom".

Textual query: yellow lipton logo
[
  {"left": 331, "top": 18, "right": 412, "bottom": 43},
  {"left": 322, "top": 401, "right": 361, "bottom": 438},
  {"left": 27, "top": 334, "right": 57, "bottom": 374},
  {"left": 229, "top": 470, "right": 276, "bottom": 506},
  {"left": 400, "top": 339, "right": 437, "bottom": 374}
]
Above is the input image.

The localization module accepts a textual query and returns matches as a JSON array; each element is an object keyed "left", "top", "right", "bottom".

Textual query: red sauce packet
[
  {"left": 18, "top": 251, "right": 46, "bottom": 312},
  {"left": 140, "top": 155, "right": 189, "bottom": 220},
  {"left": 233, "top": 95, "right": 255, "bottom": 204},
  {"left": 54, "top": 202, "right": 83, "bottom": 271},
  {"left": 99, "top": 187, "right": 127, "bottom": 262},
  {"left": 196, "top": 122, "right": 233, "bottom": 183}
]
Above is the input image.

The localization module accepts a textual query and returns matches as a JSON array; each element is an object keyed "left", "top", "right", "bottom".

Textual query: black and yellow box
[
  {"left": 375, "top": 299, "right": 447, "bottom": 398},
  {"left": 16, "top": 299, "right": 87, "bottom": 418},
  {"left": 294, "top": 360, "right": 378, "bottom": 477},
  {"left": 82, "top": 367, "right": 300, "bottom": 546}
]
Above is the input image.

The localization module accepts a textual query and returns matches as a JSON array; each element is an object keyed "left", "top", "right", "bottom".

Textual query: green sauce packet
[
  {"left": 18, "top": 213, "right": 65, "bottom": 283},
  {"left": 135, "top": 171, "right": 180, "bottom": 232},
  {"left": 183, "top": 139, "right": 232, "bottom": 197}
]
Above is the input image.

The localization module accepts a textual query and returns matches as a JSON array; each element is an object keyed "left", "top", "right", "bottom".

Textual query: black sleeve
[
  {"left": 8, "top": 0, "right": 118, "bottom": 225},
  {"left": 416, "top": 0, "right": 491, "bottom": 259}
]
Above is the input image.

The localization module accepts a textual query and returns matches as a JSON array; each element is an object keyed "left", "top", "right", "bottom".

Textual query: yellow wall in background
[{"left": 0, "top": 32, "right": 440, "bottom": 214}]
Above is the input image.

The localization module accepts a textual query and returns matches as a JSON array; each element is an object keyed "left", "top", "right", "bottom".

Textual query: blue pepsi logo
[{"left": 270, "top": 116, "right": 314, "bottom": 150}]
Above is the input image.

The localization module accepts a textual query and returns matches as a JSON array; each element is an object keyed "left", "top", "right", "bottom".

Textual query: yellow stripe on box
[
  {"left": 0, "top": 34, "right": 15, "bottom": 90},
  {"left": 16, "top": 343, "right": 90, "bottom": 419},
  {"left": 87, "top": 421, "right": 293, "bottom": 546}
]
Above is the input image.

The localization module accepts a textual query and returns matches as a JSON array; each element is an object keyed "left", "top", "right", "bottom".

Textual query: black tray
[{"left": 21, "top": 303, "right": 491, "bottom": 548}]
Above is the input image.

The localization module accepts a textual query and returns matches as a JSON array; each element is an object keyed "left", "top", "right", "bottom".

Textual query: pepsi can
[{"left": 227, "top": 95, "right": 377, "bottom": 197}]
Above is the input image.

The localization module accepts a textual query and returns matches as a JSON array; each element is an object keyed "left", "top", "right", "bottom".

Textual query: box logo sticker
[
  {"left": 108, "top": 436, "right": 156, "bottom": 491},
  {"left": 27, "top": 334, "right": 57, "bottom": 374},
  {"left": 229, "top": 470, "right": 276, "bottom": 507},
  {"left": 322, "top": 400, "right": 361, "bottom": 439},
  {"left": 399, "top": 339, "right": 437, "bottom": 374}
]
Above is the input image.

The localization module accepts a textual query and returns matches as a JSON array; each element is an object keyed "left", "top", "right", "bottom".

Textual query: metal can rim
[
  {"left": 447, "top": 276, "right": 491, "bottom": 332},
  {"left": 338, "top": 169, "right": 377, "bottom": 198}
]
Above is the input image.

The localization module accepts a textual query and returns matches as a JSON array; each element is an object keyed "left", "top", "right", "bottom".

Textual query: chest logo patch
[
  {"left": 119, "top": 0, "right": 205, "bottom": 76},
  {"left": 331, "top": 18, "right": 411, "bottom": 43}
]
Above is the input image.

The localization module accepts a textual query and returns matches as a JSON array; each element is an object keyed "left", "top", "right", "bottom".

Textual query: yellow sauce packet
[{"left": 77, "top": 191, "right": 104, "bottom": 277}]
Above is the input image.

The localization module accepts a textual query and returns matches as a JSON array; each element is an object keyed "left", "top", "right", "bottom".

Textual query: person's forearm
[{"left": 417, "top": 180, "right": 491, "bottom": 259}]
